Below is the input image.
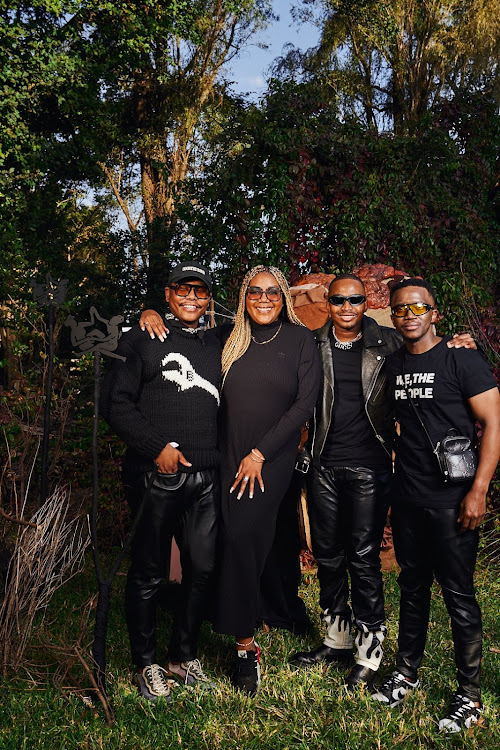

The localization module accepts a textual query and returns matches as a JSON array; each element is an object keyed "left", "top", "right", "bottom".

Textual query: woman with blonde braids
[
  {"left": 213, "top": 266, "right": 320, "bottom": 695},
  {"left": 140, "top": 265, "right": 320, "bottom": 695}
]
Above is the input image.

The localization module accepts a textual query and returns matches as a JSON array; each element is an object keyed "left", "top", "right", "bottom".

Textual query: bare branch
[{"left": 99, "top": 162, "right": 142, "bottom": 233}]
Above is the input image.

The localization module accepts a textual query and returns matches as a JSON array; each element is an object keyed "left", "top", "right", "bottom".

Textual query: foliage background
[
  {"left": 0, "top": 1, "right": 499, "bottom": 744},
  {"left": 1, "top": 1, "right": 499, "bottom": 322}
]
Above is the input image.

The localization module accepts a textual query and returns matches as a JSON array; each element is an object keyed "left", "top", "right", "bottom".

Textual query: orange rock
[
  {"left": 364, "top": 278, "right": 390, "bottom": 309},
  {"left": 354, "top": 263, "right": 395, "bottom": 281},
  {"left": 294, "top": 302, "right": 330, "bottom": 330},
  {"left": 296, "top": 272, "right": 335, "bottom": 289}
]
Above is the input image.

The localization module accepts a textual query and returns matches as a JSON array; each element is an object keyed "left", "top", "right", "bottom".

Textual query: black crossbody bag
[{"left": 401, "top": 361, "right": 477, "bottom": 483}]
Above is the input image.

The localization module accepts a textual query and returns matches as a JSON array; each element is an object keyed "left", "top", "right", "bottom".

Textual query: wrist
[
  {"left": 251, "top": 448, "right": 265, "bottom": 463},
  {"left": 470, "top": 476, "right": 489, "bottom": 494}
]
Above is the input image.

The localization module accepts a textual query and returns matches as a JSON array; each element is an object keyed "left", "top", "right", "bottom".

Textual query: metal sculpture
[
  {"left": 65, "top": 308, "right": 154, "bottom": 705},
  {"left": 30, "top": 273, "right": 68, "bottom": 506},
  {"left": 65, "top": 307, "right": 125, "bottom": 361}
]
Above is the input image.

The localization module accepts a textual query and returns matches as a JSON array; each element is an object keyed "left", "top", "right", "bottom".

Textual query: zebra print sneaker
[{"left": 438, "top": 692, "right": 483, "bottom": 733}]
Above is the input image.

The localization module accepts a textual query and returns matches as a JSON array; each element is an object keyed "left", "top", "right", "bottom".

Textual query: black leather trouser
[
  {"left": 124, "top": 468, "right": 219, "bottom": 667},
  {"left": 392, "top": 504, "right": 482, "bottom": 702},
  {"left": 308, "top": 465, "right": 390, "bottom": 630}
]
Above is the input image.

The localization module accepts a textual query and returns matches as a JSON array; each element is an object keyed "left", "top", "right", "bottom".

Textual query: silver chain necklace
[
  {"left": 251, "top": 322, "right": 283, "bottom": 345},
  {"left": 332, "top": 329, "right": 363, "bottom": 350}
]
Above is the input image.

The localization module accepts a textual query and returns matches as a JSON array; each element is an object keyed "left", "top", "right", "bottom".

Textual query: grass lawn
[{"left": 0, "top": 555, "right": 498, "bottom": 749}]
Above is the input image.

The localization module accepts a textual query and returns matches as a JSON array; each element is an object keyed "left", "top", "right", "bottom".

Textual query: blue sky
[{"left": 225, "top": 0, "right": 320, "bottom": 97}]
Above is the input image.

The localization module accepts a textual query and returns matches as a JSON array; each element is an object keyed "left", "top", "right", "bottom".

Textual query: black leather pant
[
  {"left": 308, "top": 465, "right": 390, "bottom": 630},
  {"left": 124, "top": 468, "right": 219, "bottom": 667},
  {"left": 392, "top": 504, "right": 482, "bottom": 701}
]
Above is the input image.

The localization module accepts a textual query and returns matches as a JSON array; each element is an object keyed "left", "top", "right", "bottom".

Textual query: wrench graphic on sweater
[{"left": 161, "top": 352, "right": 220, "bottom": 404}]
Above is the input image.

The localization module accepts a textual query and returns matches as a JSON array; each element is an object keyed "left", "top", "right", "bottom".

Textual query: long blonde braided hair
[{"left": 221, "top": 265, "right": 304, "bottom": 378}]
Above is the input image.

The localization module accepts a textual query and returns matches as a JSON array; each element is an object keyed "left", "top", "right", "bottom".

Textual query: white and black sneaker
[
  {"left": 372, "top": 670, "right": 419, "bottom": 707},
  {"left": 167, "top": 659, "right": 216, "bottom": 689},
  {"left": 438, "top": 692, "right": 483, "bottom": 733},
  {"left": 233, "top": 644, "right": 261, "bottom": 697},
  {"left": 134, "top": 664, "right": 175, "bottom": 702}
]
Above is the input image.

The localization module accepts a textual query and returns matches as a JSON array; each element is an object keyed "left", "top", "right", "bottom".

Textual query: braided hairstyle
[{"left": 221, "top": 265, "right": 304, "bottom": 378}]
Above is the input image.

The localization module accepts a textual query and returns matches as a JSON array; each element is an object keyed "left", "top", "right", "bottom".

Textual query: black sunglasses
[
  {"left": 328, "top": 294, "right": 366, "bottom": 306},
  {"left": 246, "top": 286, "right": 283, "bottom": 302},
  {"left": 170, "top": 283, "right": 211, "bottom": 299},
  {"left": 391, "top": 303, "right": 433, "bottom": 317}
]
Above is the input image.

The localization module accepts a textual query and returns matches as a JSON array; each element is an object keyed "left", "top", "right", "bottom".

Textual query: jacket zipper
[
  {"left": 364, "top": 358, "right": 391, "bottom": 456},
  {"left": 310, "top": 406, "right": 317, "bottom": 457}
]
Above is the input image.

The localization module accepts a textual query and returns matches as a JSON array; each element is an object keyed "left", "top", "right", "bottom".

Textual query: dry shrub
[{"left": 0, "top": 485, "right": 89, "bottom": 675}]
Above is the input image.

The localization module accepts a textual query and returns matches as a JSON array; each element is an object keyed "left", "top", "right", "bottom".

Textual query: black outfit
[
  {"left": 312, "top": 316, "right": 401, "bottom": 461},
  {"left": 259, "top": 468, "right": 312, "bottom": 633},
  {"left": 101, "top": 318, "right": 221, "bottom": 666},
  {"left": 386, "top": 339, "right": 497, "bottom": 701},
  {"left": 213, "top": 319, "right": 320, "bottom": 637},
  {"left": 308, "top": 465, "right": 391, "bottom": 629},
  {"left": 308, "top": 316, "right": 401, "bottom": 631}
]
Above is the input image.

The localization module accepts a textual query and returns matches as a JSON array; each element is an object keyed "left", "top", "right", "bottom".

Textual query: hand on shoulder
[
  {"left": 140, "top": 309, "right": 169, "bottom": 341},
  {"left": 447, "top": 333, "right": 477, "bottom": 350}
]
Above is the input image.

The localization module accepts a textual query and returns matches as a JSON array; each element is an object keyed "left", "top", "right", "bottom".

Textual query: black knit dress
[{"left": 213, "top": 319, "right": 320, "bottom": 637}]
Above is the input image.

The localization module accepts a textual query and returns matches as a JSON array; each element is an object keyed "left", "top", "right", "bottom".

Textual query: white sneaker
[
  {"left": 168, "top": 658, "right": 216, "bottom": 688},
  {"left": 372, "top": 670, "right": 419, "bottom": 707}
]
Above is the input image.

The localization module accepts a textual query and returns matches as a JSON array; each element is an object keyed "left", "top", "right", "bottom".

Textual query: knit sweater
[{"left": 100, "top": 319, "right": 221, "bottom": 472}]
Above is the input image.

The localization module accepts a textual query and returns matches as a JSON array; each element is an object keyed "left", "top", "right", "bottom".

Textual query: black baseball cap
[{"left": 167, "top": 262, "right": 213, "bottom": 292}]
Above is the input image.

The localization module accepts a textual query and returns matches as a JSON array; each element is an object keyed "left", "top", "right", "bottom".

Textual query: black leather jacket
[{"left": 310, "top": 315, "right": 402, "bottom": 462}]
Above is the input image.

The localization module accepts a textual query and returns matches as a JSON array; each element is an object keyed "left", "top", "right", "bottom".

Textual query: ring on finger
[{"left": 243, "top": 476, "right": 250, "bottom": 481}]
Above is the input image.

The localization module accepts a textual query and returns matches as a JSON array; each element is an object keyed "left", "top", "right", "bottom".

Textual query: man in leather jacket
[{"left": 290, "top": 273, "right": 400, "bottom": 690}]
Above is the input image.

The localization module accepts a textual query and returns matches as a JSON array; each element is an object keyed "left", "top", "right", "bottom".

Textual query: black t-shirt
[
  {"left": 320, "top": 336, "right": 390, "bottom": 469},
  {"left": 386, "top": 337, "right": 497, "bottom": 507}
]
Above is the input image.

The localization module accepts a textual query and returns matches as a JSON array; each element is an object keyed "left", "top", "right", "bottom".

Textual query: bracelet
[
  {"left": 236, "top": 636, "right": 255, "bottom": 647},
  {"left": 251, "top": 449, "right": 265, "bottom": 463}
]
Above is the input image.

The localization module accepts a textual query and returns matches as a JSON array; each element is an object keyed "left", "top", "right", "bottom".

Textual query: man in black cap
[{"left": 101, "top": 262, "right": 221, "bottom": 702}]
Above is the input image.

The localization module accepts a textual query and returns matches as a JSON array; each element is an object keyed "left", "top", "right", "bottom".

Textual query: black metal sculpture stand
[{"left": 65, "top": 308, "right": 155, "bottom": 705}]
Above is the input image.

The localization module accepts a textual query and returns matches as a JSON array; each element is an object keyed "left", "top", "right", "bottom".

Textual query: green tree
[
  {"left": 1, "top": 2, "right": 273, "bottom": 313},
  {"left": 174, "top": 81, "right": 499, "bottom": 321},
  {"left": 66, "top": 0, "right": 273, "bottom": 305},
  {"left": 287, "top": 0, "right": 500, "bottom": 133}
]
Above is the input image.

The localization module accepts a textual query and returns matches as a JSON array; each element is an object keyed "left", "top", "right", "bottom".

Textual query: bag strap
[{"left": 401, "top": 357, "right": 440, "bottom": 459}]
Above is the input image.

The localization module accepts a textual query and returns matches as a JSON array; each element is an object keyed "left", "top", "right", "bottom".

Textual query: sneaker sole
[
  {"left": 439, "top": 715, "right": 484, "bottom": 734},
  {"left": 167, "top": 669, "right": 216, "bottom": 689},
  {"left": 289, "top": 654, "right": 354, "bottom": 669}
]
